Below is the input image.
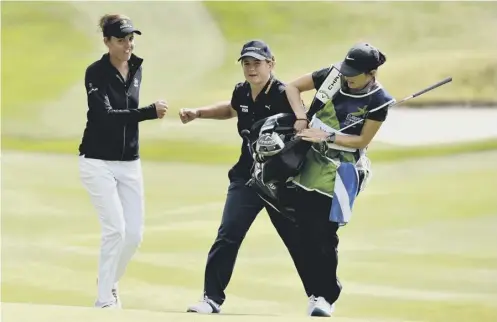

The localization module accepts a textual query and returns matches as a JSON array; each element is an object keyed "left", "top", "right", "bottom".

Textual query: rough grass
[
  {"left": 1, "top": 2, "right": 95, "bottom": 118},
  {"left": 203, "top": 1, "right": 497, "bottom": 106}
]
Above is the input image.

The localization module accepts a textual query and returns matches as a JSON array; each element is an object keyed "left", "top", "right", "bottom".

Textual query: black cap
[
  {"left": 336, "top": 43, "right": 386, "bottom": 77},
  {"left": 103, "top": 18, "right": 142, "bottom": 38},
  {"left": 238, "top": 40, "right": 273, "bottom": 61}
]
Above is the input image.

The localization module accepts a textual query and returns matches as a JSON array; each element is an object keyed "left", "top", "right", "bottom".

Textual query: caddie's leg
[
  {"left": 294, "top": 189, "right": 341, "bottom": 316},
  {"left": 79, "top": 156, "right": 125, "bottom": 308}
]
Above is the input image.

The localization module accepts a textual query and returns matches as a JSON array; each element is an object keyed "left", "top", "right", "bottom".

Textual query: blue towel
[{"left": 329, "top": 162, "right": 359, "bottom": 226}]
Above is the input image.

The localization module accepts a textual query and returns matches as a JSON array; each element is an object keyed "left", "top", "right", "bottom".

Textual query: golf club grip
[{"left": 412, "top": 77, "right": 452, "bottom": 98}]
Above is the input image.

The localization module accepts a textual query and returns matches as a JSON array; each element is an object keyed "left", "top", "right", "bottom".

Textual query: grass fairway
[
  {"left": 2, "top": 151, "right": 497, "bottom": 322},
  {"left": 3, "top": 135, "right": 497, "bottom": 165}
]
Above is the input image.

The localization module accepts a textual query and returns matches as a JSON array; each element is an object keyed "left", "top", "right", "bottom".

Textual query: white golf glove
[{"left": 356, "top": 153, "right": 373, "bottom": 194}]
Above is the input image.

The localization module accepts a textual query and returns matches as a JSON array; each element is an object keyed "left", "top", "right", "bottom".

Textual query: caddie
[{"left": 283, "top": 42, "right": 396, "bottom": 316}]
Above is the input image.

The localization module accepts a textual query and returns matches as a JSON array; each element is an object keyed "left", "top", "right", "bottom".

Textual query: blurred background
[{"left": 2, "top": 1, "right": 497, "bottom": 322}]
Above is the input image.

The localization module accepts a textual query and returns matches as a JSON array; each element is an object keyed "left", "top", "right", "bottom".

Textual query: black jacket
[{"left": 78, "top": 53, "right": 158, "bottom": 161}]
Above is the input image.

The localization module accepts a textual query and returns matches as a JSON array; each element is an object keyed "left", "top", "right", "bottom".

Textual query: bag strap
[{"left": 306, "top": 65, "right": 342, "bottom": 118}]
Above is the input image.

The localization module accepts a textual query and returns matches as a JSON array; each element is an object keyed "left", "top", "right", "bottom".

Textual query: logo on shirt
[
  {"left": 344, "top": 105, "right": 368, "bottom": 126},
  {"left": 133, "top": 78, "right": 139, "bottom": 87},
  {"left": 87, "top": 83, "right": 98, "bottom": 95},
  {"left": 265, "top": 105, "right": 271, "bottom": 110},
  {"left": 240, "top": 105, "right": 249, "bottom": 113},
  {"left": 350, "top": 106, "right": 368, "bottom": 117}
]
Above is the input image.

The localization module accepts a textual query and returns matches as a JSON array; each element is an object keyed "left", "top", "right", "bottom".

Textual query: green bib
[{"left": 292, "top": 100, "right": 356, "bottom": 197}]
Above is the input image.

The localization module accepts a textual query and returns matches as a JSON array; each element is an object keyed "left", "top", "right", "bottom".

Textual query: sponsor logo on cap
[{"left": 120, "top": 19, "right": 133, "bottom": 30}]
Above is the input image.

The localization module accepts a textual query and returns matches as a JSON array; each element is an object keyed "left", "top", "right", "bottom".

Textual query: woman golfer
[
  {"left": 179, "top": 39, "right": 313, "bottom": 314},
  {"left": 78, "top": 14, "right": 168, "bottom": 308},
  {"left": 284, "top": 42, "right": 395, "bottom": 316}
]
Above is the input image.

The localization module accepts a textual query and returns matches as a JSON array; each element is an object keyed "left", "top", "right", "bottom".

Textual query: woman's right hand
[
  {"left": 179, "top": 108, "right": 199, "bottom": 124},
  {"left": 155, "top": 100, "right": 168, "bottom": 119}
]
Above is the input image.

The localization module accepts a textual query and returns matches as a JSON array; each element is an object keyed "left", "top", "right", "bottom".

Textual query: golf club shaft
[
  {"left": 240, "top": 129, "right": 256, "bottom": 156},
  {"left": 396, "top": 76, "right": 453, "bottom": 105},
  {"left": 338, "top": 76, "right": 453, "bottom": 132}
]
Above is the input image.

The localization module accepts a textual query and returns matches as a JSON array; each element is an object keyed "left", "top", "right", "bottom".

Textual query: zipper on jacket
[{"left": 121, "top": 82, "right": 128, "bottom": 160}]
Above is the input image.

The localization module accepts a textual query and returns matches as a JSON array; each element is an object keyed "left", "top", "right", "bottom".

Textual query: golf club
[
  {"left": 241, "top": 129, "right": 256, "bottom": 156},
  {"left": 339, "top": 76, "right": 453, "bottom": 132}
]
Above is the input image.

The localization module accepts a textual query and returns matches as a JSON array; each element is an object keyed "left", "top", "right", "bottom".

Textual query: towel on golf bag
[{"left": 329, "top": 161, "right": 360, "bottom": 226}]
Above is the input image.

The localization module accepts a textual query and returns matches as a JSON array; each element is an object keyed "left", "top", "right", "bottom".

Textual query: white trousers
[{"left": 79, "top": 156, "right": 144, "bottom": 305}]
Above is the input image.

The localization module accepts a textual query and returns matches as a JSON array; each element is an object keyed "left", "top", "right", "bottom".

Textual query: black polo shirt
[{"left": 229, "top": 77, "right": 294, "bottom": 181}]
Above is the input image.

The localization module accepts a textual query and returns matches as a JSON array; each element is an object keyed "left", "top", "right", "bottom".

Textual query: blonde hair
[{"left": 98, "top": 14, "right": 130, "bottom": 38}]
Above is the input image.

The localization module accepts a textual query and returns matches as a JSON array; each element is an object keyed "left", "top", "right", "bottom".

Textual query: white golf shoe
[
  {"left": 187, "top": 296, "right": 221, "bottom": 314},
  {"left": 309, "top": 296, "right": 335, "bottom": 317},
  {"left": 95, "top": 279, "right": 121, "bottom": 309},
  {"left": 112, "top": 285, "right": 122, "bottom": 308},
  {"left": 94, "top": 299, "right": 118, "bottom": 308},
  {"left": 307, "top": 295, "right": 317, "bottom": 315}
]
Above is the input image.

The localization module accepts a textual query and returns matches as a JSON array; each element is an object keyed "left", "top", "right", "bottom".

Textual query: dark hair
[
  {"left": 366, "top": 50, "right": 386, "bottom": 75},
  {"left": 377, "top": 51, "right": 387, "bottom": 66},
  {"left": 99, "top": 14, "right": 129, "bottom": 39}
]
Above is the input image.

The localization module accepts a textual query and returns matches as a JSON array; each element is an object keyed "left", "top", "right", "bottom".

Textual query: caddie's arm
[
  {"left": 196, "top": 101, "right": 236, "bottom": 120},
  {"left": 334, "top": 119, "right": 383, "bottom": 149},
  {"left": 285, "top": 74, "right": 315, "bottom": 120}
]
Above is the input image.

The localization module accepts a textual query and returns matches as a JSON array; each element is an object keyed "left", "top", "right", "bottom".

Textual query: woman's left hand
[{"left": 296, "top": 128, "right": 330, "bottom": 142}]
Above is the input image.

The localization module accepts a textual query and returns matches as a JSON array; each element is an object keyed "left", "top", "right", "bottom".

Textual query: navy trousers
[{"left": 203, "top": 179, "right": 313, "bottom": 305}]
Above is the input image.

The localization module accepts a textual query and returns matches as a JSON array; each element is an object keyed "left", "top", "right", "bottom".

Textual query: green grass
[
  {"left": 1, "top": 1, "right": 496, "bottom": 160},
  {"left": 2, "top": 151, "right": 497, "bottom": 322},
  {"left": 1, "top": 1, "right": 95, "bottom": 118},
  {"left": 203, "top": 1, "right": 497, "bottom": 105},
  {"left": 3, "top": 135, "right": 497, "bottom": 165}
]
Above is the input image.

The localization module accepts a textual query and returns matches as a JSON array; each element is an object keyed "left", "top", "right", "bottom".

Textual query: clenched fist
[
  {"left": 179, "top": 108, "right": 200, "bottom": 124},
  {"left": 155, "top": 100, "right": 168, "bottom": 119}
]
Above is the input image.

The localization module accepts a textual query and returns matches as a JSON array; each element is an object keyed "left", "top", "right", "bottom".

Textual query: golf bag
[
  {"left": 244, "top": 113, "right": 313, "bottom": 219},
  {"left": 244, "top": 113, "right": 372, "bottom": 220}
]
